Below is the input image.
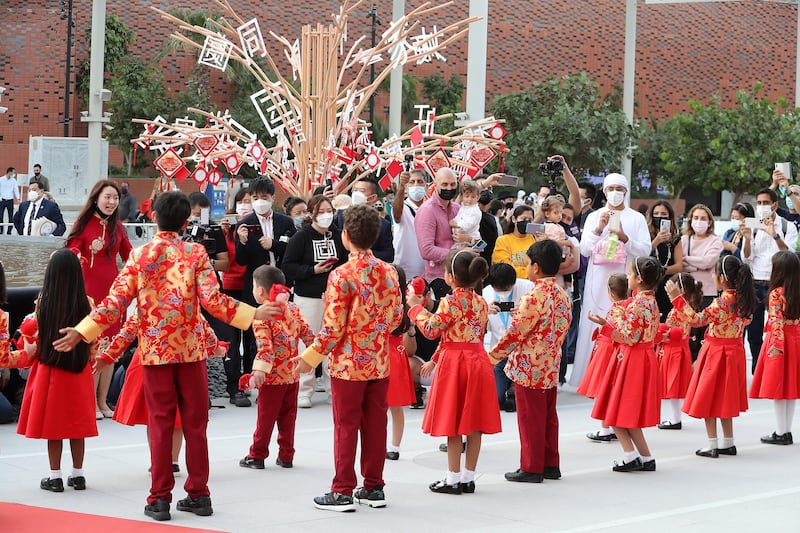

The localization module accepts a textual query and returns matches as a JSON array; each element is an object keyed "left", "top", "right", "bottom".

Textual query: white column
[
  {"left": 389, "top": 0, "right": 404, "bottom": 137},
  {"left": 465, "top": 0, "right": 489, "bottom": 124},
  {"left": 85, "top": 0, "right": 107, "bottom": 186},
  {"left": 622, "top": 0, "right": 637, "bottom": 180}
]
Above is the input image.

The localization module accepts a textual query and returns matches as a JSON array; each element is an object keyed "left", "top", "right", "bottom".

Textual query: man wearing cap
[{"left": 569, "top": 174, "right": 651, "bottom": 393}]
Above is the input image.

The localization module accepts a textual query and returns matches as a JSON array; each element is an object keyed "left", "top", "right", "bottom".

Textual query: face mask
[
  {"left": 780, "top": 185, "right": 788, "bottom": 197},
  {"left": 756, "top": 205, "right": 773, "bottom": 220},
  {"left": 729, "top": 219, "right": 741, "bottom": 231},
  {"left": 27, "top": 191, "right": 39, "bottom": 202},
  {"left": 408, "top": 186, "right": 426, "bottom": 202},
  {"left": 351, "top": 191, "right": 367, "bottom": 206},
  {"left": 34, "top": 171, "right": 40, "bottom": 177},
  {"left": 121, "top": 187, "right": 128, "bottom": 195},
  {"left": 788, "top": 197, "right": 795, "bottom": 211},
  {"left": 438, "top": 188, "right": 458, "bottom": 201},
  {"left": 605, "top": 190, "right": 625, "bottom": 207},
  {"left": 293, "top": 216, "right": 305, "bottom": 229},
  {"left": 236, "top": 203, "right": 253, "bottom": 217},
  {"left": 495, "top": 290, "right": 512, "bottom": 300},
  {"left": 582, "top": 197, "right": 592, "bottom": 208},
  {"left": 316, "top": 213, "right": 334, "bottom": 228},
  {"left": 252, "top": 199, "right": 272, "bottom": 215},
  {"left": 691, "top": 220, "right": 709, "bottom": 235},
  {"left": 515, "top": 221, "right": 528, "bottom": 235}
]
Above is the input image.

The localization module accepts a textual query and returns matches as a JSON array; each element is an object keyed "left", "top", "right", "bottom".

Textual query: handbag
[{"left": 592, "top": 233, "right": 627, "bottom": 265}]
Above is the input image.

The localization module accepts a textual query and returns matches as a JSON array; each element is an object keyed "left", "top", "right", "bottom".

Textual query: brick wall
[{"left": 1, "top": 0, "right": 796, "bottom": 172}]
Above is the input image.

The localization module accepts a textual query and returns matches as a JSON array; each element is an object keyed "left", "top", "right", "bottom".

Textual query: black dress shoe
[
  {"left": 612, "top": 457, "right": 643, "bottom": 472},
  {"left": 438, "top": 441, "right": 466, "bottom": 453},
  {"left": 504, "top": 469, "right": 544, "bottom": 483},
  {"left": 176, "top": 495, "right": 213, "bottom": 516},
  {"left": 40, "top": 477, "right": 64, "bottom": 492},
  {"left": 67, "top": 475, "right": 86, "bottom": 490},
  {"left": 586, "top": 430, "right": 618, "bottom": 442},
  {"left": 429, "top": 479, "right": 462, "bottom": 494},
  {"left": 144, "top": 499, "right": 171, "bottom": 521},
  {"left": 695, "top": 448, "right": 719, "bottom": 458},
  {"left": 657, "top": 421, "right": 682, "bottom": 430},
  {"left": 231, "top": 392, "right": 251, "bottom": 407},
  {"left": 461, "top": 481, "right": 475, "bottom": 493},
  {"left": 239, "top": 456, "right": 265, "bottom": 469},
  {"left": 543, "top": 466, "right": 562, "bottom": 479},
  {"left": 760, "top": 432, "right": 794, "bottom": 445},
  {"left": 717, "top": 446, "right": 737, "bottom": 456},
  {"left": 642, "top": 459, "right": 656, "bottom": 471},
  {"left": 275, "top": 458, "right": 293, "bottom": 468},
  {"left": 385, "top": 451, "right": 400, "bottom": 460}
]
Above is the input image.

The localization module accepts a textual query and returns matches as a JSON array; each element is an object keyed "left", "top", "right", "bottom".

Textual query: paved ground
[{"left": 0, "top": 377, "right": 797, "bottom": 533}]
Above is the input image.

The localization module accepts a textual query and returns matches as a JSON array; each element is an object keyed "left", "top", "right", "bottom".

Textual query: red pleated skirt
[
  {"left": 577, "top": 333, "right": 617, "bottom": 399},
  {"left": 17, "top": 360, "right": 98, "bottom": 440},
  {"left": 113, "top": 351, "right": 182, "bottom": 427},
  {"left": 591, "top": 342, "right": 661, "bottom": 429},
  {"left": 387, "top": 335, "right": 416, "bottom": 407},
  {"left": 658, "top": 338, "right": 693, "bottom": 399},
  {"left": 683, "top": 337, "right": 748, "bottom": 419},
  {"left": 421, "top": 342, "right": 502, "bottom": 437},
  {"left": 750, "top": 325, "right": 800, "bottom": 400}
]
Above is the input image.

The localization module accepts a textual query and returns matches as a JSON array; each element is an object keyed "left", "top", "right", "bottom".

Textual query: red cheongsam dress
[
  {"left": 750, "top": 288, "right": 800, "bottom": 400},
  {"left": 657, "top": 308, "right": 693, "bottom": 399},
  {"left": 577, "top": 298, "right": 629, "bottom": 399}
]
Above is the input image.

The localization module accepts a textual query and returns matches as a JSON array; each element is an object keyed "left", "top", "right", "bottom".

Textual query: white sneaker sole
[
  {"left": 313, "top": 502, "right": 355, "bottom": 512},
  {"left": 355, "top": 497, "right": 386, "bottom": 508}
]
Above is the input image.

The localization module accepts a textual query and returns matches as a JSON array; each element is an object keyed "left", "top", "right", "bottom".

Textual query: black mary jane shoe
[
  {"left": 642, "top": 459, "right": 656, "bottom": 472},
  {"left": 612, "top": 457, "right": 643, "bottom": 472},
  {"left": 717, "top": 446, "right": 737, "bottom": 456},
  {"left": 586, "top": 431, "right": 617, "bottom": 442},
  {"left": 67, "top": 475, "right": 86, "bottom": 490},
  {"left": 504, "top": 469, "right": 544, "bottom": 483},
  {"left": 760, "top": 432, "right": 793, "bottom": 445},
  {"left": 429, "top": 479, "right": 462, "bottom": 494},
  {"left": 461, "top": 481, "right": 475, "bottom": 493},
  {"left": 40, "top": 477, "right": 64, "bottom": 492},
  {"left": 657, "top": 420, "right": 682, "bottom": 430},
  {"left": 385, "top": 451, "right": 400, "bottom": 461},
  {"left": 695, "top": 448, "right": 719, "bottom": 458}
]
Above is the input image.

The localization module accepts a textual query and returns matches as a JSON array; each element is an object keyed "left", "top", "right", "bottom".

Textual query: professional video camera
[
  {"left": 539, "top": 159, "right": 564, "bottom": 191},
  {"left": 183, "top": 223, "right": 221, "bottom": 256}
]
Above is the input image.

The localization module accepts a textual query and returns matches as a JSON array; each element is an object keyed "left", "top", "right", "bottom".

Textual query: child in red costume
[
  {"left": 296, "top": 204, "right": 402, "bottom": 512},
  {"left": 239, "top": 266, "right": 314, "bottom": 470},
  {"left": 408, "top": 249, "right": 501, "bottom": 495},
  {"left": 490, "top": 240, "right": 572, "bottom": 483},
  {"left": 749, "top": 251, "right": 800, "bottom": 445},
  {"left": 666, "top": 255, "right": 755, "bottom": 458},
  {"left": 0, "top": 250, "right": 97, "bottom": 492}
]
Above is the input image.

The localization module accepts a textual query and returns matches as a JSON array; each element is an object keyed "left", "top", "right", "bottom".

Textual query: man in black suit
[
  {"left": 234, "top": 177, "right": 296, "bottom": 373},
  {"left": 13, "top": 182, "right": 66, "bottom": 236},
  {"left": 333, "top": 177, "right": 394, "bottom": 263}
]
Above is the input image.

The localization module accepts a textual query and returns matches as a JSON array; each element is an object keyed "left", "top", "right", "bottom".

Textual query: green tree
[
  {"left": 492, "top": 73, "right": 632, "bottom": 183},
  {"left": 76, "top": 15, "right": 135, "bottom": 103},
  {"left": 421, "top": 73, "right": 465, "bottom": 134}
]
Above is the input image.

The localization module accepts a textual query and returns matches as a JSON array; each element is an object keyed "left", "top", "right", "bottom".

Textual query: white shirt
[
  {"left": 255, "top": 210, "right": 276, "bottom": 266},
  {"left": 453, "top": 203, "right": 482, "bottom": 241},
  {"left": 392, "top": 198, "right": 425, "bottom": 279},
  {"left": 23, "top": 199, "right": 42, "bottom": 235},
  {"left": 744, "top": 215, "right": 798, "bottom": 281},
  {"left": 0, "top": 175, "right": 20, "bottom": 200},
  {"left": 483, "top": 279, "right": 535, "bottom": 347}
]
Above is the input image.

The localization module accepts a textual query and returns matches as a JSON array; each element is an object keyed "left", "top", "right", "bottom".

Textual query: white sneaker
[
  {"left": 315, "top": 377, "right": 326, "bottom": 392},
  {"left": 298, "top": 397, "right": 313, "bottom": 409}
]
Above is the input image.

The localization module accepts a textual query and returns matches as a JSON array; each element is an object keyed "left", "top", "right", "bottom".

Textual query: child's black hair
[
  {"left": 526, "top": 240, "right": 562, "bottom": 277},
  {"left": 253, "top": 265, "right": 286, "bottom": 294},
  {"left": 716, "top": 255, "right": 755, "bottom": 318},
  {"left": 446, "top": 249, "right": 489, "bottom": 291},
  {"left": 488, "top": 262, "right": 517, "bottom": 291},
  {"left": 153, "top": 191, "right": 192, "bottom": 232},
  {"left": 670, "top": 272, "right": 703, "bottom": 312},
  {"left": 391, "top": 264, "right": 411, "bottom": 335},
  {"left": 769, "top": 250, "right": 800, "bottom": 321},
  {"left": 607, "top": 273, "right": 628, "bottom": 301},
  {"left": 632, "top": 256, "right": 664, "bottom": 290}
]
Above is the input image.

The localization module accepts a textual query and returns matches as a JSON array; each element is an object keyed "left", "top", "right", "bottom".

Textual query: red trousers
[
  {"left": 330, "top": 377, "right": 389, "bottom": 496},
  {"left": 516, "top": 386, "right": 559, "bottom": 474},
  {"left": 248, "top": 382, "right": 298, "bottom": 463},
  {"left": 143, "top": 361, "right": 209, "bottom": 504}
]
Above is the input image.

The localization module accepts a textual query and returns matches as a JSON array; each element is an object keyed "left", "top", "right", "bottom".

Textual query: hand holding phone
[
  {"left": 497, "top": 174, "right": 520, "bottom": 187},
  {"left": 496, "top": 301, "right": 515, "bottom": 312},
  {"left": 659, "top": 219, "right": 671, "bottom": 234},
  {"left": 607, "top": 211, "right": 621, "bottom": 232}
]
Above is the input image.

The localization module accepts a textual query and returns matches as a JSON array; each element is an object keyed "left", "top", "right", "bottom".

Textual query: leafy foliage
[
  {"left": 421, "top": 73, "right": 465, "bottom": 134},
  {"left": 76, "top": 15, "right": 135, "bottom": 103}
]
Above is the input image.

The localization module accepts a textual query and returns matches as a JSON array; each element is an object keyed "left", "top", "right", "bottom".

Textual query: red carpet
[{"left": 0, "top": 503, "right": 228, "bottom": 532}]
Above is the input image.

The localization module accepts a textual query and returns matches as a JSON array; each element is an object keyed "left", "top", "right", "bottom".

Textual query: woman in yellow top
[{"left": 493, "top": 205, "right": 535, "bottom": 279}]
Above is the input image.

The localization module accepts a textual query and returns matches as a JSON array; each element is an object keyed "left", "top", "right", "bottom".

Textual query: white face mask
[
  {"left": 252, "top": 199, "right": 272, "bottom": 215},
  {"left": 408, "top": 186, "right": 426, "bottom": 203},
  {"left": 315, "top": 213, "right": 334, "bottom": 229},
  {"left": 351, "top": 190, "right": 368, "bottom": 206},
  {"left": 236, "top": 203, "right": 253, "bottom": 217},
  {"left": 27, "top": 190, "right": 39, "bottom": 202},
  {"left": 756, "top": 205, "right": 773, "bottom": 220},
  {"left": 691, "top": 220, "right": 709, "bottom": 235},
  {"left": 729, "top": 219, "right": 741, "bottom": 231},
  {"left": 605, "top": 190, "right": 625, "bottom": 207},
  {"left": 495, "top": 290, "right": 512, "bottom": 300}
]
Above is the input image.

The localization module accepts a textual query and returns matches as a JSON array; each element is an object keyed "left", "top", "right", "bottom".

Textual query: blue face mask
[
  {"left": 780, "top": 185, "right": 788, "bottom": 198},
  {"left": 788, "top": 196, "right": 795, "bottom": 211}
]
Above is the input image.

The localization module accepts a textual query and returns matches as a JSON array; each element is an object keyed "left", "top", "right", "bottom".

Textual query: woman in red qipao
[
  {"left": 749, "top": 251, "right": 800, "bottom": 445},
  {"left": 589, "top": 256, "right": 662, "bottom": 473},
  {"left": 408, "top": 249, "right": 501, "bottom": 495},
  {"left": 66, "top": 180, "right": 132, "bottom": 420}
]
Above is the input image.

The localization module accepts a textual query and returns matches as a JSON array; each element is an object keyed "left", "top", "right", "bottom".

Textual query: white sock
[
  {"left": 71, "top": 467, "right": 84, "bottom": 477},
  {"left": 640, "top": 455, "right": 654, "bottom": 462},
  {"left": 50, "top": 470, "right": 62, "bottom": 480},
  {"left": 670, "top": 399, "right": 683, "bottom": 423},
  {"left": 461, "top": 469, "right": 475, "bottom": 483},
  {"left": 388, "top": 444, "right": 400, "bottom": 453},
  {"left": 786, "top": 400, "right": 796, "bottom": 433},
  {"left": 446, "top": 471, "right": 460, "bottom": 486},
  {"left": 720, "top": 437, "right": 734, "bottom": 448},
  {"left": 775, "top": 400, "right": 788, "bottom": 435},
  {"left": 623, "top": 450, "right": 639, "bottom": 463},
  {"left": 703, "top": 438, "right": 718, "bottom": 451},
  {"left": 598, "top": 426, "right": 613, "bottom": 437}
]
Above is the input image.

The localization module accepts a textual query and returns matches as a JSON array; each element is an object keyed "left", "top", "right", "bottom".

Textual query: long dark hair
[
  {"left": 770, "top": 250, "right": 800, "bottom": 321},
  {"left": 716, "top": 255, "right": 755, "bottom": 318},
  {"left": 391, "top": 264, "right": 411, "bottom": 335},
  {"left": 37, "top": 250, "right": 91, "bottom": 373},
  {"left": 69, "top": 180, "right": 122, "bottom": 258},
  {"left": 447, "top": 249, "right": 489, "bottom": 291}
]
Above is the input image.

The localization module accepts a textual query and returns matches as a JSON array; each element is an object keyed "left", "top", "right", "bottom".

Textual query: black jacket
[
  {"left": 235, "top": 211, "right": 296, "bottom": 304},
  {"left": 281, "top": 225, "right": 349, "bottom": 298}
]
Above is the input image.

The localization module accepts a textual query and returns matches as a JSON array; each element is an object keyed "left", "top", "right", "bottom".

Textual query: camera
[
  {"left": 539, "top": 159, "right": 563, "bottom": 192},
  {"left": 404, "top": 153, "right": 414, "bottom": 171},
  {"left": 184, "top": 223, "right": 220, "bottom": 255}
]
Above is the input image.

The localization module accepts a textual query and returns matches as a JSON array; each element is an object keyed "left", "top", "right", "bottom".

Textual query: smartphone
[
  {"left": 776, "top": 162, "right": 792, "bottom": 182},
  {"left": 526, "top": 222, "right": 546, "bottom": 234},
  {"left": 744, "top": 217, "right": 766, "bottom": 230},
  {"left": 497, "top": 174, "right": 520, "bottom": 187},
  {"left": 608, "top": 211, "right": 621, "bottom": 232},
  {"left": 246, "top": 224, "right": 262, "bottom": 234},
  {"left": 659, "top": 219, "right": 671, "bottom": 233},
  {"left": 225, "top": 215, "right": 238, "bottom": 225},
  {"left": 473, "top": 239, "right": 488, "bottom": 250},
  {"left": 496, "top": 301, "right": 515, "bottom": 312},
  {"left": 325, "top": 177, "right": 333, "bottom": 188}
]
